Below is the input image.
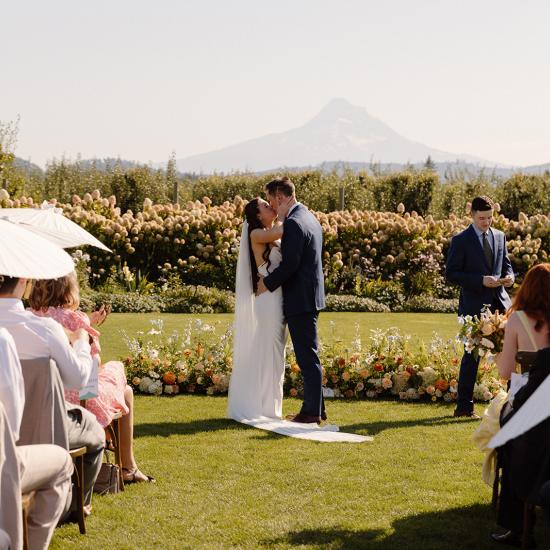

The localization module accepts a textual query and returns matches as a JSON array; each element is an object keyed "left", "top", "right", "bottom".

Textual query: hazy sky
[{"left": 2, "top": 0, "right": 549, "bottom": 167}]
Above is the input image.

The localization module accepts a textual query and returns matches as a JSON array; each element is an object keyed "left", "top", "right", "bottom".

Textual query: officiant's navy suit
[
  {"left": 446, "top": 224, "right": 513, "bottom": 414},
  {"left": 264, "top": 203, "right": 326, "bottom": 417}
]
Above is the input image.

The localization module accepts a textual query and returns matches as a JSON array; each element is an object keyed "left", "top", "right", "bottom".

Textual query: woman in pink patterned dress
[{"left": 29, "top": 272, "right": 153, "bottom": 483}]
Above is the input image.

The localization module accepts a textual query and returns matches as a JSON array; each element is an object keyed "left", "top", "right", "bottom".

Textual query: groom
[
  {"left": 257, "top": 176, "right": 326, "bottom": 424},
  {"left": 446, "top": 195, "right": 514, "bottom": 419}
]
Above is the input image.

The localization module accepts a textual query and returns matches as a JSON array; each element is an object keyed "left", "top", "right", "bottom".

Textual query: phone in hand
[{"left": 95, "top": 303, "right": 111, "bottom": 326}]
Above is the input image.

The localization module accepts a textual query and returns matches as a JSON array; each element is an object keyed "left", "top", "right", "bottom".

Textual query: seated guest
[
  {"left": 496, "top": 263, "right": 550, "bottom": 381},
  {"left": 0, "top": 327, "right": 73, "bottom": 550},
  {"left": 29, "top": 273, "right": 153, "bottom": 483},
  {"left": 490, "top": 264, "right": 550, "bottom": 546},
  {"left": 0, "top": 275, "right": 104, "bottom": 516}
]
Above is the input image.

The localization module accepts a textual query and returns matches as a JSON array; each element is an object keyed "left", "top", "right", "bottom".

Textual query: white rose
[{"left": 480, "top": 338, "right": 495, "bottom": 349}]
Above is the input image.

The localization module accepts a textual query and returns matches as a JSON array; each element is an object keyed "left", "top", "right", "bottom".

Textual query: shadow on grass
[
  {"left": 262, "top": 503, "right": 502, "bottom": 549},
  {"left": 134, "top": 411, "right": 476, "bottom": 439},
  {"left": 134, "top": 418, "right": 242, "bottom": 438},
  {"left": 134, "top": 418, "right": 292, "bottom": 439},
  {"left": 339, "top": 414, "right": 478, "bottom": 436}
]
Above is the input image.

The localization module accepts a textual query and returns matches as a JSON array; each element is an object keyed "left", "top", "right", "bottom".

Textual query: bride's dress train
[{"left": 228, "top": 240, "right": 371, "bottom": 443}]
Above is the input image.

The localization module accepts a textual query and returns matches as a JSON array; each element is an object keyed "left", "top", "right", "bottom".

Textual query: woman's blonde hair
[{"left": 28, "top": 271, "right": 80, "bottom": 311}]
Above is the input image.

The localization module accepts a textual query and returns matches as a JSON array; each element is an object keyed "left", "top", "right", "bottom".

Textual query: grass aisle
[{"left": 53, "top": 396, "right": 514, "bottom": 549}]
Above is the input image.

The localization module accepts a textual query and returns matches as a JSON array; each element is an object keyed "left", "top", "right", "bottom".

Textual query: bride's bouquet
[{"left": 457, "top": 306, "right": 507, "bottom": 363}]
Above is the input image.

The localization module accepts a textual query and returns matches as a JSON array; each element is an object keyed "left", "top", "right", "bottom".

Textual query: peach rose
[{"left": 162, "top": 371, "right": 177, "bottom": 385}]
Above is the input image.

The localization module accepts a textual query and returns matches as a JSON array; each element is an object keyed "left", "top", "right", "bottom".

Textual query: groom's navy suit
[
  {"left": 263, "top": 203, "right": 326, "bottom": 417},
  {"left": 446, "top": 224, "right": 513, "bottom": 413}
]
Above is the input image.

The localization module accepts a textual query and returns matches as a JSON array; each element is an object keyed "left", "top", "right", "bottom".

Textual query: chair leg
[
  {"left": 74, "top": 455, "right": 86, "bottom": 534},
  {"left": 492, "top": 465, "right": 500, "bottom": 510},
  {"left": 522, "top": 501, "right": 533, "bottom": 550}
]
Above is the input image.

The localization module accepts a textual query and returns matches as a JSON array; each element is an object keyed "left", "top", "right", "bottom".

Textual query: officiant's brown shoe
[{"left": 290, "top": 413, "right": 321, "bottom": 424}]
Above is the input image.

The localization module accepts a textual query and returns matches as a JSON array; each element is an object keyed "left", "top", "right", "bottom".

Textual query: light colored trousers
[{"left": 17, "top": 445, "right": 72, "bottom": 550}]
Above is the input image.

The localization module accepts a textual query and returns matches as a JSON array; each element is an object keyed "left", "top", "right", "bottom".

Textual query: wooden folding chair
[{"left": 68, "top": 446, "right": 87, "bottom": 534}]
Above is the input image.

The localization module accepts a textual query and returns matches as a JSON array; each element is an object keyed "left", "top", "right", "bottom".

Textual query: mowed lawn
[
  {"left": 50, "top": 313, "right": 548, "bottom": 549},
  {"left": 98, "top": 312, "right": 460, "bottom": 360}
]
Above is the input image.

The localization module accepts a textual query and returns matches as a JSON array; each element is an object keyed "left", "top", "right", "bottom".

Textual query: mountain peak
[
  {"left": 316, "top": 98, "right": 366, "bottom": 119},
  {"left": 173, "top": 100, "right": 490, "bottom": 173}
]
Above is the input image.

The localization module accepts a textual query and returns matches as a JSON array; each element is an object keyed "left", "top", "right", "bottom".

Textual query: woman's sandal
[{"left": 122, "top": 467, "right": 156, "bottom": 484}]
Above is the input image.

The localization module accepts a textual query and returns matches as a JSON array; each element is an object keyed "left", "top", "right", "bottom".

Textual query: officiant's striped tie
[{"left": 483, "top": 232, "right": 493, "bottom": 268}]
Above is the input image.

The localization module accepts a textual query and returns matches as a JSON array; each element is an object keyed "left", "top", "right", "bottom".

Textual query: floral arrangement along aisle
[{"left": 124, "top": 320, "right": 505, "bottom": 403}]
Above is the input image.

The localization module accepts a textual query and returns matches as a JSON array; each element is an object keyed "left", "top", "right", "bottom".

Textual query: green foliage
[
  {"left": 371, "top": 170, "right": 438, "bottom": 215},
  {"left": 402, "top": 296, "right": 458, "bottom": 313},
  {"left": 497, "top": 173, "right": 550, "bottom": 219},
  {"left": 324, "top": 295, "right": 390, "bottom": 312}
]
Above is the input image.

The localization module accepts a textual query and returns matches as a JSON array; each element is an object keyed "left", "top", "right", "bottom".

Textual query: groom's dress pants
[{"left": 287, "top": 312, "right": 324, "bottom": 417}]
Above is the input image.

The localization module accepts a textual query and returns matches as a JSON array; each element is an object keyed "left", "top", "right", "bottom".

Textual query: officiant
[{"left": 445, "top": 196, "right": 514, "bottom": 418}]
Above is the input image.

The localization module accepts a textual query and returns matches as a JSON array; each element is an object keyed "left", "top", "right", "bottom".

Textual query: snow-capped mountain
[{"left": 174, "top": 98, "right": 491, "bottom": 173}]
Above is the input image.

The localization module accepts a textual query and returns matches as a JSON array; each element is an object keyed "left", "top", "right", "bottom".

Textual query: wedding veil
[{"left": 232, "top": 220, "right": 256, "bottom": 375}]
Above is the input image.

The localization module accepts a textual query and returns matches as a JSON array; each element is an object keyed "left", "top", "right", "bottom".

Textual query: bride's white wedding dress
[{"left": 227, "top": 224, "right": 371, "bottom": 443}]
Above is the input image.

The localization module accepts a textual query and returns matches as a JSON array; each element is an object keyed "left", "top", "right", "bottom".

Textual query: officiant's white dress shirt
[
  {"left": 0, "top": 299, "right": 92, "bottom": 391},
  {"left": 0, "top": 328, "right": 25, "bottom": 440}
]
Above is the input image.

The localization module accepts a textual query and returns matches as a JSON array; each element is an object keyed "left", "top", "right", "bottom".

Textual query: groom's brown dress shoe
[
  {"left": 453, "top": 409, "right": 481, "bottom": 420},
  {"left": 290, "top": 413, "right": 321, "bottom": 424}
]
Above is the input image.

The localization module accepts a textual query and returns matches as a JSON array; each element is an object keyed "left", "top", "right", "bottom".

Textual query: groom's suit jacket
[
  {"left": 263, "top": 204, "right": 326, "bottom": 317},
  {"left": 445, "top": 224, "right": 513, "bottom": 316}
]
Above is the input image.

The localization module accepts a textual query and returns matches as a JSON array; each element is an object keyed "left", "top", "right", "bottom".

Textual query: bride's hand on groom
[
  {"left": 257, "top": 276, "right": 268, "bottom": 295},
  {"left": 276, "top": 196, "right": 294, "bottom": 222}
]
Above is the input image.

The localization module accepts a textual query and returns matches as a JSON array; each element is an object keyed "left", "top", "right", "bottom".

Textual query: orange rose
[
  {"left": 163, "top": 371, "right": 177, "bottom": 385},
  {"left": 342, "top": 371, "right": 351, "bottom": 381},
  {"left": 435, "top": 379, "right": 449, "bottom": 392},
  {"left": 374, "top": 363, "right": 384, "bottom": 372},
  {"left": 291, "top": 363, "right": 300, "bottom": 373},
  {"left": 337, "top": 357, "right": 346, "bottom": 368},
  {"left": 289, "top": 388, "right": 298, "bottom": 397},
  {"left": 360, "top": 369, "right": 370, "bottom": 379}
]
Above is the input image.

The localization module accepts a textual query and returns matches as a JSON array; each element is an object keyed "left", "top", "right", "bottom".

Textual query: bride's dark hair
[{"left": 244, "top": 198, "right": 271, "bottom": 293}]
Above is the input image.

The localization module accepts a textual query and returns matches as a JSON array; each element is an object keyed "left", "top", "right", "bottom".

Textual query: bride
[{"left": 227, "top": 198, "right": 371, "bottom": 443}]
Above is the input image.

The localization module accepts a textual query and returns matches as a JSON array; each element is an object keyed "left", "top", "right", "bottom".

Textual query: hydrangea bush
[{"left": 1, "top": 190, "right": 548, "bottom": 297}]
